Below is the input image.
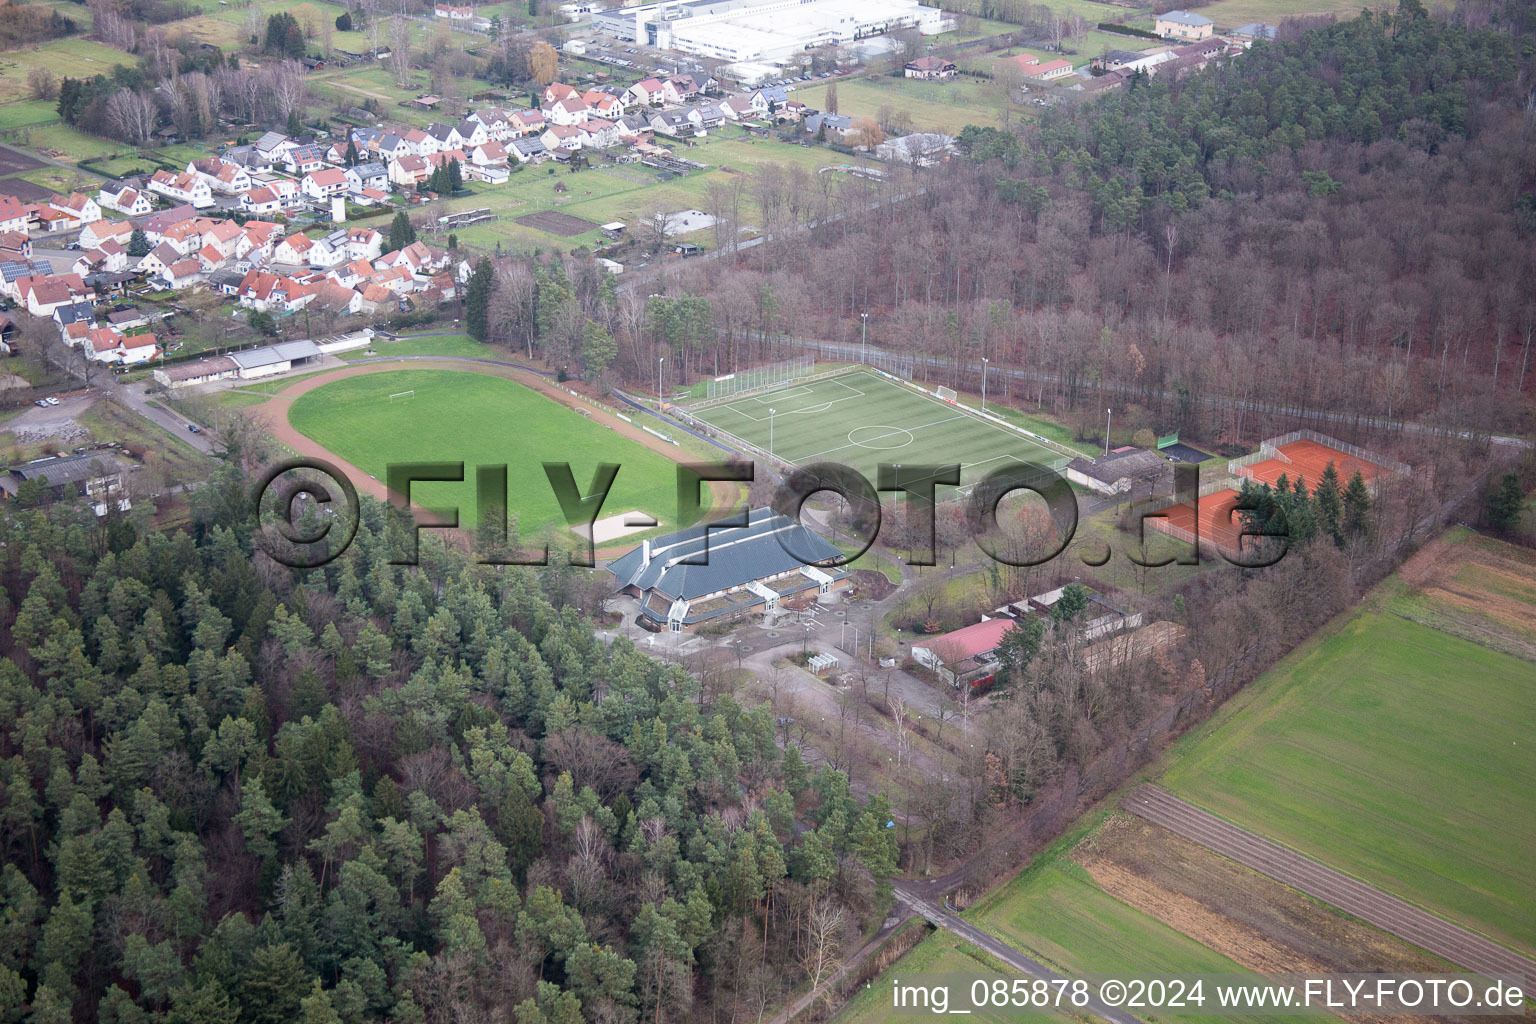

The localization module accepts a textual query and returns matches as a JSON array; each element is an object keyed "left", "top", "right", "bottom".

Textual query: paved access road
[
  {"left": 892, "top": 883, "right": 1148, "bottom": 1024},
  {"left": 1125, "top": 785, "right": 1536, "bottom": 981}
]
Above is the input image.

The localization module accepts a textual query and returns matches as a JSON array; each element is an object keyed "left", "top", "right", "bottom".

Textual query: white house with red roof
[
  {"left": 624, "top": 78, "right": 665, "bottom": 107},
  {"left": 97, "top": 184, "right": 153, "bottom": 217},
  {"left": 0, "top": 197, "right": 31, "bottom": 235},
  {"left": 79, "top": 219, "right": 133, "bottom": 251},
  {"left": 272, "top": 232, "right": 316, "bottom": 266},
  {"left": 301, "top": 167, "right": 350, "bottom": 200},
  {"left": 346, "top": 228, "right": 383, "bottom": 261},
  {"left": 147, "top": 170, "right": 213, "bottom": 209},
  {"left": 50, "top": 193, "right": 101, "bottom": 225},
  {"left": 546, "top": 95, "right": 590, "bottom": 126},
  {"left": 18, "top": 274, "right": 91, "bottom": 317},
  {"left": 389, "top": 155, "right": 432, "bottom": 187},
  {"left": 240, "top": 187, "right": 285, "bottom": 216}
]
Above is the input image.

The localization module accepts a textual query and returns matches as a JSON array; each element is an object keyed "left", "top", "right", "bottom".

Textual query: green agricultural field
[
  {"left": 839, "top": 813, "right": 1287, "bottom": 1024},
  {"left": 18, "top": 123, "right": 127, "bottom": 162},
  {"left": 435, "top": 128, "right": 878, "bottom": 252},
  {"left": 1195, "top": 0, "right": 1380, "bottom": 28},
  {"left": 793, "top": 76, "right": 1010, "bottom": 132},
  {"left": 288, "top": 368, "right": 697, "bottom": 538},
  {"left": 837, "top": 930, "right": 1072, "bottom": 1024},
  {"left": 0, "top": 100, "right": 63, "bottom": 132},
  {"left": 0, "top": 38, "right": 138, "bottom": 103},
  {"left": 1160, "top": 597, "right": 1536, "bottom": 954},
  {"left": 21, "top": 166, "right": 105, "bottom": 194},
  {"left": 961, "top": 815, "right": 1291, "bottom": 1024}
]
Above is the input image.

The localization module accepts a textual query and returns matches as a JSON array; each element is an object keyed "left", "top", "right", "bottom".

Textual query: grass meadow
[
  {"left": 838, "top": 812, "right": 1290, "bottom": 1024},
  {"left": 288, "top": 368, "right": 694, "bottom": 537},
  {"left": 1160, "top": 583, "right": 1536, "bottom": 954}
]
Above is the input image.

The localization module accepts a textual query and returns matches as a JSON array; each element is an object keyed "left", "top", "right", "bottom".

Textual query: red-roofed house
[
  {"left": 50, "top": 193, "right": 102, "bottom": 225},
  {"left": 389, "top": 155, "right": 432, "bottom": 187},
  {"left": 911, "top": 617, "right": 1018, "bottom": 689},
  {"left": 0, "top": 198, "right": 31, "bottom": 234},
  {"left": 240, "top": 187, "right": 284, "bottom": 216},
  {"left": 508, "top": 109, "right": 545, "bottom": 136},
  {"left": 301, "top": 167, "right": 350, "bottom": 200},
  {"left": 994, "top": 52, "right": 1040, "bottom": 74},
  {"left": 80, "top": 219, "right": 133, "bottom": 251},
  {"left": 0, "top": 231, "right": 31, "bottom": 259},
  {"left": 147, "top": 170, "right": 214, "bottom": 209},
  {"left": 97, "top": 184, "right": 153, "bottom": 217},
  {"left": 623, "top": 78, "right": 665, "bottom": 107},
  {"left": 19, "top": 274, "right": 91, "bottom": 317},
  {"left": 272, "top": 232, "right": 315, "bottom": 265}
]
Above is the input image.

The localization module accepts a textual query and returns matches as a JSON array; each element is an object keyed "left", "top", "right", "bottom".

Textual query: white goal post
[
  {"left": 934, "top": 385, "right": 959, "bottom": 402},
  {"left": 389, "top": 390, "right": 415, "bottom": 401}
]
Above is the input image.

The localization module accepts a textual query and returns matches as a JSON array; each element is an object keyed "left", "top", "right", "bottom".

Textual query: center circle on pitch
[{"left": 847, "top": 425, "right": 915, "bottom": 450}]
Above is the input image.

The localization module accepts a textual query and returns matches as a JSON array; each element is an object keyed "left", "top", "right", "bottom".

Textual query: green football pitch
[{"left": 691, "top": 370, "right": 1067, "bottom": 490}]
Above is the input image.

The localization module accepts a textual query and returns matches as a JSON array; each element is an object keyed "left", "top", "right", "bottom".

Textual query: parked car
[
  {"left": 45, "top": 397, "right": 60, "bottom": 406},
  {"left": 187, "top": 423, "right": 201, "bottom": 433},
  {"left": 34, "top": 399, "right": 47, "bottom": 407}
]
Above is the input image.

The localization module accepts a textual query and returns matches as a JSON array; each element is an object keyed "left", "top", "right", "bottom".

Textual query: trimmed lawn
[
  {"left": 1160, "top": 609, "right": 1536, "bottom": 955},
  {"left": 288, "top": 367, "right": 698, "bottom": 536}
]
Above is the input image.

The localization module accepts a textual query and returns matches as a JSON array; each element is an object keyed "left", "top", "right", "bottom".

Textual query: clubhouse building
[{"left": 607, "top": 506, "right": 849, "bottom": 632}]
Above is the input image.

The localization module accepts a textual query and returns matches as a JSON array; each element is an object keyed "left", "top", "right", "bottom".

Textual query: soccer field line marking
[
  {"left": 743, "top": 377, "right": 868, "bottom": 407},
  {"left": 790, "top": 413, "right": 972, "bottom": 463},
  {"left": 710, "top": 378, "right": 869, "bottom": 424}
]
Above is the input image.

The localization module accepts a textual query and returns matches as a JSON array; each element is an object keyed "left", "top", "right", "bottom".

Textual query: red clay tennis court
[
  {"left": 1238, "top": 440, "right": 1384, "bottom": 490},
  {"left": 1149, "top": 433, "right": 1403, "bottom": 559},
  {"left": 1151, "top": 488, "right": 1246, "bottom": 556}
]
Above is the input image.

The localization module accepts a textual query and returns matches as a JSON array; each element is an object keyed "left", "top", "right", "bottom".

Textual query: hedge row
[{"left": 1098, "top": 21, "right": 1164, "bottom": 40}]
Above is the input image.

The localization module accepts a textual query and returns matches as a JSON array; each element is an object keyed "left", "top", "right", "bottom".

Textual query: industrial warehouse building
[
  {"left": 607, "top": 507, "right": 849, "bottom": 632},
  {"left": 593, "top": 0, "right": 953, "bottom": 62}
]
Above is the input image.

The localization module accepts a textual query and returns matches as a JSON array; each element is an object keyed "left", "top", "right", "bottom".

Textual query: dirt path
[
  {"left": 245, "top": 357, "right": 737, "bottom": 524},
  {"left": 1124, "top": 785, "right": 1536, "bottom": 980}
]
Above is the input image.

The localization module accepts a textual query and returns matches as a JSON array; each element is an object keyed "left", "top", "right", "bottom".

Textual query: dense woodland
[
  {"left": 1, "top": 3, "right": 1534, "bottom": 1023},
  {"left": 485, "top": 1, "right": 1535, "bottom": 448},
  {"left": 0, "top": 382, "right": 1512, "bottom": 1024},
  {"left": 0, "top": 455, "right": 906, "bottom": 1024}
]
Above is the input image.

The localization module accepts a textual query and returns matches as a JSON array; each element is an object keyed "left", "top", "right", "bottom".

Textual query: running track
[{"left": 1125, "top": 785, "right": 1536, "bottom": 981}]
